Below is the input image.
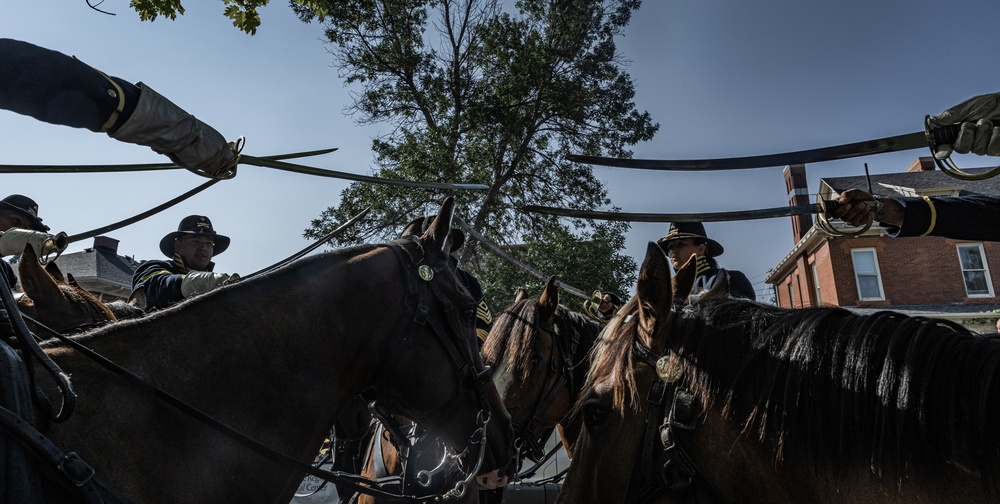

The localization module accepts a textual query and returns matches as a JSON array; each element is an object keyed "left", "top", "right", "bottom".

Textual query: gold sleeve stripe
[
  {"left": 139, "top": 269, "right": 172, "bottom": 282},
  {"left": 476, "top": 328, "right": 490, "bottom": 342},
  {"left": 476, "top": 300, "right": 493, "bottom": 324},
  {"left": 920, "top": 196, "right": 937, "bottom": 236}
]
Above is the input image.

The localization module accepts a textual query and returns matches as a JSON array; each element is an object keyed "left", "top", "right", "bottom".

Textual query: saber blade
[
  {"left": 521, "top": 203, "right": 825, "bottom": 223},
  {"left": 568, "top": 124, "right": 960, "bottom": 171}
]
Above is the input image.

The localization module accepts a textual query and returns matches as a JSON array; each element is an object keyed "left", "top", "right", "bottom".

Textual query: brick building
[{"left": 766, "top": 157, "right": 1000, "bottom": 333}]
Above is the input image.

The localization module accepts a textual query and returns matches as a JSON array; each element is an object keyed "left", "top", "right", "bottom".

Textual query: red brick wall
[{"left": 774, "top": 234, "right": 1000, "bottom": 308}]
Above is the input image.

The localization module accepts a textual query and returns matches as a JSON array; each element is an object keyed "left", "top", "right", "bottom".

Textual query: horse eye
[{"left": 583, "top": 403, "right": 609, "bottom": 429}]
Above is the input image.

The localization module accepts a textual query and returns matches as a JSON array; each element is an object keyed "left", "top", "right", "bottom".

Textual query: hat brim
[
  {"left": 659, "top": 235, "right": 724, "bottom": 257},
  {"left": 0, "top": 202, "right": 48, "bottom": 232},
  {"left": 159, "top": 231, "right": 231, "bottom": 257}
]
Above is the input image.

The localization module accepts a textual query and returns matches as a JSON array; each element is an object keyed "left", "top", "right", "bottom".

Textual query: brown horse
[
  {"left": 483, "top": 276, "right": 602, "bottom": 463},
  {"left": 558, "top": 242, "right": 1000, "bottom": 503},
  {"left": 351, "top": 278, "right": 603, "bottom": 504},
  {"left": 34, "top": 197, "right": 513, "bottom": 504},
  {"left": 17, "top": 244, "right": 143, "bottom": 335}
]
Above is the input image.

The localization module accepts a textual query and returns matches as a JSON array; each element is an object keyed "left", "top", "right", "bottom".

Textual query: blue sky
[{"left": 3, "top": 0, "right": 1000, "bottom": 302}]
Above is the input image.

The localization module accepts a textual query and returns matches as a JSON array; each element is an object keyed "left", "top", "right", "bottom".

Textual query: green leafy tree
[{"left": 295, "top": 0, "right": 656, "bottom": 314}]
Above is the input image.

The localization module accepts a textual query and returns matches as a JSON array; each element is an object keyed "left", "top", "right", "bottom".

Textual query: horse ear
[
  {"left": 399, "top": 216, "right": 428, "bottom": 239},
  {"left": 538, "top": 276, "right": 559, "bottom": 318},
  {"left": 671, "top": 253, "right": 697, "bottom": 302},
  {"left": 636, "top": 242, "right": 673, "bottom": 349},
  {"left": 45, "top": 260, "right": 65, "bottom": 283},
  {"left": 513, "top": 287, "right": 528, "bottom": 303},
  {"left": 18, "top": 244, "right": 60, "bottom": 299},
  {"left": 66, "top": 273, "right": 79, "bottom": 287},
  {"left": 422, "top": 197, "right": 456, "bottom": 257}
]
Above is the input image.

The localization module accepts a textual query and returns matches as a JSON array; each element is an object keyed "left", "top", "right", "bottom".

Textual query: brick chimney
[
  {"left": 907, "top": 156, "right": 935, "bottom": 172},
  {"left": 93, "top": 236, "right": 119, "bottom": 253},
  {"left": 784, "top": 164, "right": 812, "bottom": 243}
]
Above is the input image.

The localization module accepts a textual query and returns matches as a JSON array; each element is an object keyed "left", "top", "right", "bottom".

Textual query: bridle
[
  {"left": 627, "top": 336, "right": 729, "bottom": 504},
  {"left": 510, "top": 309, "right": 586, "bottom": 468},
  {"left": 1, "top": 237, "right": 502, "bottom": 504},
  {"left": 363, "top": 237, "right": 503, "bottom": 500}
]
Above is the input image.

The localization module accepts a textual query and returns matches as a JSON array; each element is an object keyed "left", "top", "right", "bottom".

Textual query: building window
[
  {"left": 786, "top": 282, "right": 795, "bottom": 308},
  {"left": 810, "top": 262, "right": 822, "bottom": 306},
  {"left": 850, "top": 248, "right": 885, "bottom": 301},
  {"left": 957, "top": 243, "right": 995, "bottom": 297}
]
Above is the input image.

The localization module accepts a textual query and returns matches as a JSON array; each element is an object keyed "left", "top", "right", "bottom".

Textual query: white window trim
[
  {"left": 810, "top": 262, "right": 822, "bottom": 307},
  {"left": 956, "top": 242, "right": 995, "bottom": 298},
  {"left": 850, "top": 247, "right": 885, "bottom": 301}
]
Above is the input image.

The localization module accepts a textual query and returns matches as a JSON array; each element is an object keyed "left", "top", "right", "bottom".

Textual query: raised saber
[
  {"left": 0, "top": 147, "right": 339, "bottom": 173},
  {"left": 521, "top": 202, "right": 841, "bottom": 223},
  {"left": 568, "top": 120, "right": 966, "bottom": 173}
]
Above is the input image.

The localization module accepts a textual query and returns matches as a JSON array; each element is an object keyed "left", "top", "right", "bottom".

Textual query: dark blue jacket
[
  {"left": 696, "top": 267, "right": 756, "bottom": 301},
  {"left": 131, "top": 254, "right": 216, "bottom": 312}
]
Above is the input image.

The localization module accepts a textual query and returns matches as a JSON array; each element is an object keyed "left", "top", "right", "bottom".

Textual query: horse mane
[
  {"left": 482, "top": 299, "right": 601, "bottom": 382},
  {"left": 598, "top": 297, "right": 1000, "bottom": 485}
]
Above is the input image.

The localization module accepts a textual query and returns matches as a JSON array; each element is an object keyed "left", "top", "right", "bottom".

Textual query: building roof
[
  {"left": 823, "top": 166, "right": 1000, "bottom": 196},
  {"left": 54, "top": 246, "right": 138, "bottom": 289}
]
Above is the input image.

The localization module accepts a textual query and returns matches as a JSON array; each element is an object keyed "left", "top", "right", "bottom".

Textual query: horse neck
[{"left": 40, "top": 249, "right": 410, "bottom": 502}]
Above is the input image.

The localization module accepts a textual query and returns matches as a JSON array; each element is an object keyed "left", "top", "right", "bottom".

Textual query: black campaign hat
[
  {"left": 159, "top": 215, "right": 231, "bottom": 257},
  {"left": 657, "top": 222, "right": 724, "bottom": 257},
  {"left": 601, "top": 291, "right": 625, "bottom": 306},
  {"left": 0, "top": 194, "right": 48, "bottom": 232}
]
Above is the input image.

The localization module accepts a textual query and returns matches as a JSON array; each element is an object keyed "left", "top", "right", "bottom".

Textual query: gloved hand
[
  {"left": 929, "top": 92, "right": 1000, "bottom": 157},
  {"left": 180, "top": 271, "right": 239, "bottom": 298},
  {"left": 110, "top": 83, "right": 238, "bottom": 178},
  {"left": 0, "top": 229, "right": 67, "bottom": 257}
]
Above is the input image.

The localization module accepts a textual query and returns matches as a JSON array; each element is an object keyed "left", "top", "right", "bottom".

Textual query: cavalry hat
[
  {"left": 0, "top": 194, "right": 48, "bottom": 232},
  {"left": 601, "top": 291, "right": 625, "bottom": 307},
  {"left": 159, "top": 215, "right": 231, "bottom": 257},
  {"left": 657, "top": 222, "right": 724, "bottom": 257}
]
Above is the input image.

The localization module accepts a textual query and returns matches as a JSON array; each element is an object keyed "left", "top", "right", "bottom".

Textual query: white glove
[
  {"left": 110, "top": 83, "right": 238, "bottom": 178},
  {"left": 180, "top": 271, "right": 239, "bottom": 298},
  {"left": 929, "top": 92, "right": 1000, "bottom": 157},
  {"left": 0, "top": 229, "right": 66, "bottom": 257}
]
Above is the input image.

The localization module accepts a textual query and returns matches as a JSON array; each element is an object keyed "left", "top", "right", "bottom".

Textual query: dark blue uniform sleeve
[
  {"left": 724, "top": 269, "right": 756, "bottom": 301},
  {"left": 884, "top": 194, "right": 1000, "bottom": 241},
  {"left": 132, "top": 260, "right": 185, "bottom": 311},
  {"left": 0, "top": 38, "right": 140, "bottom": 134}
]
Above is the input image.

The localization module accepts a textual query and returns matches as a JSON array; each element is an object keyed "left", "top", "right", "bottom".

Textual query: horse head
[
  {"left": 557, "top": 243, "right": 711, "bottom": 503},
  {"left": 483, "top": 276, "right": 601, "bottom": 470},
  {"left": 369, "top": 198, "right": 515, "bottom": 487},
  {"left": 18, "top": 243, "right": 117, "bottom": 333}
]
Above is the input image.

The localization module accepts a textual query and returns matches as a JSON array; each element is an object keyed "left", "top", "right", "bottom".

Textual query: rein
[
  {"left": 20, "top": 239, "right": 494, "bottom": 504},
  {"left": 629, "top": 338, "right": 729, "bottom": 504},
  {"left": 511, "top": 313, "right": 582, "bottom": 466}
]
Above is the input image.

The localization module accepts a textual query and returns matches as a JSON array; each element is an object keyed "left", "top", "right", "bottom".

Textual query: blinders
[{"left": 629, "top": 338, "right": 725, "bottom": 504}]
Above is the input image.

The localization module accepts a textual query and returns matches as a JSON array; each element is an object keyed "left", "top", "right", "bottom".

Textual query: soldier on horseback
[
  {"left": 657, "top": 221, "right": 756, "bottom": 301},
  {"left": 130, "top": 215, "right": 239, "bottom": 312}
]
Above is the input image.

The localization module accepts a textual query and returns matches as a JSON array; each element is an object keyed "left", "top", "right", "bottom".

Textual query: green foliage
[
  {"left": 130, "top": 0, "right": 271, "bottom": 34},
  {"left": 300, "top": 0, "right": 656, "bottom": 315}
]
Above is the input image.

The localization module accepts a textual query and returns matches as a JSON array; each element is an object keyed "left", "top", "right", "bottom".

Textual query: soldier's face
[
  {"left": 174, "top": 235, "right": 215, "bottom": 271},
  {"left": 664, "top": 238, "right": 706, "bottom": 271},
  {"left": 0, "top": 210, "right": 33, "bottom": 232}
]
